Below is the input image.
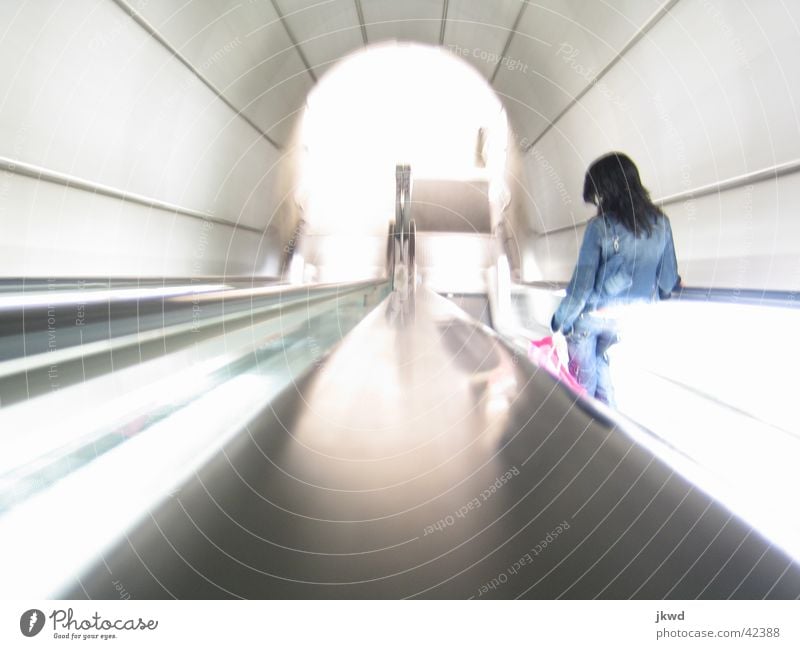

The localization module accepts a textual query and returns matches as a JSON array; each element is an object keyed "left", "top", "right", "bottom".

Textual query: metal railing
[
  {"left": 0, "top": 278, "right": 389, "bottom": 403},
  {"left": 514, "top": 279, "right": 800, "bottom": 309}
]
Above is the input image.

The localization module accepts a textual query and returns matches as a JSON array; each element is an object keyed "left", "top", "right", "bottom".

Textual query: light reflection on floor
[
  {"left": 608, "top": 301, "right": 800, "bottom": 563},
  {"left": 511, "top": 288, "right": 800, "bottom": 563}
]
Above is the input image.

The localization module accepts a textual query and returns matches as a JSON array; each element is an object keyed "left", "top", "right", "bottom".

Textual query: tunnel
[{"left": 1, "top": 0, "right": 800, "bottom": 601}]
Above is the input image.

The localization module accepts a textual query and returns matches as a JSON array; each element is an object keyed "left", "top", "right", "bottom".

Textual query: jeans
[{"left": 566, "top": 313, "right": 619, "bottom": 406}]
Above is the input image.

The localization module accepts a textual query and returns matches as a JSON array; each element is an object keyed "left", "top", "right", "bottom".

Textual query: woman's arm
[
  {"left": 657, "top": 216, "right": 680, "bottom": 299},
  {"left": 550, "top": 219, "right": 601, "bottom": 333}
]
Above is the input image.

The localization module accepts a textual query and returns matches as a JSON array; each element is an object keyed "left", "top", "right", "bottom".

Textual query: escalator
[
  {"left": 58, "top": 285, "right": 800, "bottom": 598},
  {"left": 2, "top": 168, "right": 800, "bottom": 600}
]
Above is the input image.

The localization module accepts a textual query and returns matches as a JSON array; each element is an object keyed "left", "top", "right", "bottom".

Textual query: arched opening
[{"left": 288, "top": 42, "right": 510, "bottom": 284}]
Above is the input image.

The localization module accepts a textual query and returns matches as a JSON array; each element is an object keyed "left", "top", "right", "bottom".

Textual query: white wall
[
  {"left": 523, "top": 0, "right": 800, "bottom": 291},
  {"left": 0, "top": 0, "right": 287, "bottom": 277}
]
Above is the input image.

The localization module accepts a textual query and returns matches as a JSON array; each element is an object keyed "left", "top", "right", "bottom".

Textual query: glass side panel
[{"left": 0, "top": 282, "right": 389, "bottom": 514}]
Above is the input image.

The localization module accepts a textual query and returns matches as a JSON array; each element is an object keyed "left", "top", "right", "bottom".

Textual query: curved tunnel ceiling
[
  {"left": 126, "top": 0, "right": 666, "bottom": 150},
  {"left": 3, "top": 0, "right": 798, "bottom": 288}
]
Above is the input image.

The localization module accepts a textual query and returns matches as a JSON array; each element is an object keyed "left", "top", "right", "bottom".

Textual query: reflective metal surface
[
  {"left": 0, "top": 280, "right": 388, "bottom": 520},
  {"left": 411, "top": 179, "right": 491, "bottom": 233},
  {"left": 66, "top": 288, "right": 800, "bottom": 598}
]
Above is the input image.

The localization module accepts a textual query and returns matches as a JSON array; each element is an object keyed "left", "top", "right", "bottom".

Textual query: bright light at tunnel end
[{"left": 294, "top": 42, "right": 509, "bottom": 248}]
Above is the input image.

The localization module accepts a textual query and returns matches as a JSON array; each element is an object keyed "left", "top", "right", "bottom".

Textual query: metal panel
[
  {"left": 441, "top": 0, "right": 525, "bottom": 79},
  {"left": 279, "top": 0, "right": 366, "bottom": 78},
  {"left": 494, "top": 0, "right": 664, "bottom": 143},
  {"left": 523, "top": 0, "right": 800, "bottom": 293},
  {"left": 0, "top": 0, "right": 286, "bottom": 278},
  {"left": 665, "top": 172, "right": 800, "bottom": 292},
  {"left": 410, "top": 179, "right": 491, "bottom": 233},
  {"left": 0, "top": 173, "right": 277, "bottom": 278},
  {"left": 525, "top": 0, "right": 800, "bottom": 232},
  {"left": 360, "top": 0, "right": 443, "bottom": 45},
  {"left": 530, "top": 170, "right": 800, "bottom": 293},
  {"left": 132, "top": 0, "right": 314, "bottom": 145},
  {"left": 529, "top": 222, "right": 588, "bottom": 283}
]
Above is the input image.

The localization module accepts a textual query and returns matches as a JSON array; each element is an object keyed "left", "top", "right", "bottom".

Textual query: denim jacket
[{"left": 551, "top": 211, "right": 679, "bottom": 333}]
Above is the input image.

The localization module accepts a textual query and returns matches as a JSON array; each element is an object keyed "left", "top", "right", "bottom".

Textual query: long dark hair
[{"left": 582, "top": 152, "right": 663, "bottom": 237}]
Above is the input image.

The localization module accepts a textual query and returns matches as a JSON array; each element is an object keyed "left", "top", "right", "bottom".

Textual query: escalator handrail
[
  {"left": 0, "top": 279, "right": 389, "bottom": 375},
  {"left": 514, "top": 280, "right": 800, "bottom": 309}
]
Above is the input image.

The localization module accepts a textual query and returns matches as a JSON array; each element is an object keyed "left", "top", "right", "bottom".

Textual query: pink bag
[{"left": 528, "top": 337, "right": 587, "bottom": 396}]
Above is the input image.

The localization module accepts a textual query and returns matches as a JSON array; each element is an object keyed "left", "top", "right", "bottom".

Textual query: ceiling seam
[
  {"left": 524, "top": 0, "right": 682, "bottom": 152},
  {"left": 489, "top": 1, "right": 529, "bottom": 85},
  {"left": 439, "top": 0, "right": 449, "bottom": 46},
  {"left": 271, "top": 0, "right": 318, "bottom": 84},
  {"left": 354, "top": 0, "right": 369, "bottom": 46},
  {"left": 109, "top": 0, "right": 283, "bottom": 150}
]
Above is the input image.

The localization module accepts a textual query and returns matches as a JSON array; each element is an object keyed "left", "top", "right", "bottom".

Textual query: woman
[{"left": 550, "top": 152, "right": 680, "bottom": 406}]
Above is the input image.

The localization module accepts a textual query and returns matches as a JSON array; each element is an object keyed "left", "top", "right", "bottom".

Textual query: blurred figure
[{"left": 550, "top": 152, "right": 680, "bottom": 406}]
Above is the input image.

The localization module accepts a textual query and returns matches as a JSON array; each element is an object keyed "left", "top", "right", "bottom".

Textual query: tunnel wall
[
  {"left": 0, "top": 0, "right": 287, "bottom": 278},
  {"left": 522, "top": 0, "right": 800, "bottom": 292}
]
